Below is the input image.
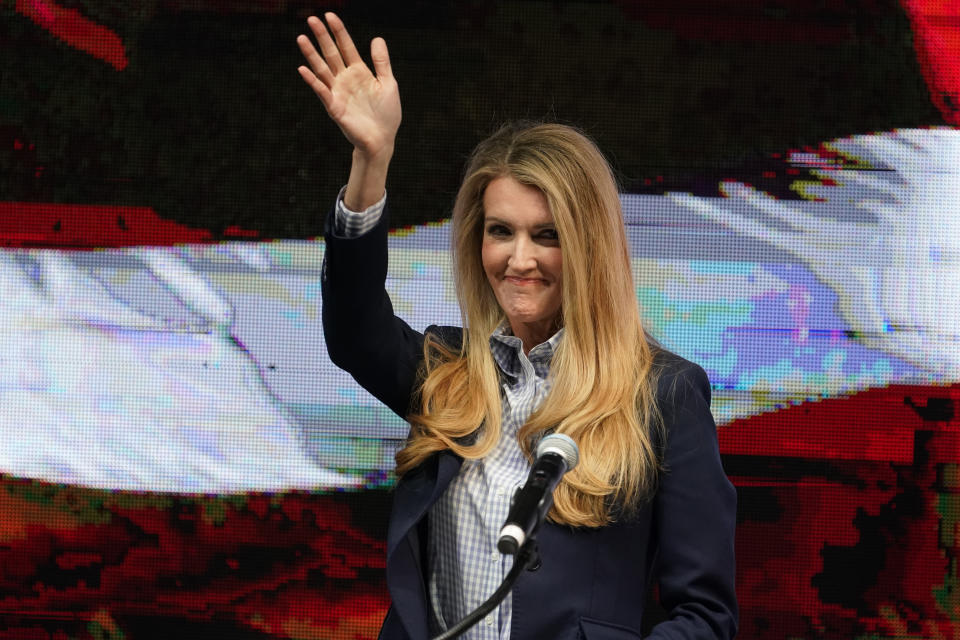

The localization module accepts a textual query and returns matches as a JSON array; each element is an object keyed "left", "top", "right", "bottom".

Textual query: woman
[{"left": 298, "top": 13, "right": 737, "bottom": 639}]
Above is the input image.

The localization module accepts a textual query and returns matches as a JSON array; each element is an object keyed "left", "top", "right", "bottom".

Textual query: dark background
[{"left": 0, "top": 0, "right": 942, "bottom": 237}]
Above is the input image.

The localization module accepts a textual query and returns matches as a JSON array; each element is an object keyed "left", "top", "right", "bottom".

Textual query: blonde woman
[{"left": 299, "top": 13, "right": 737, "bottom": 640}]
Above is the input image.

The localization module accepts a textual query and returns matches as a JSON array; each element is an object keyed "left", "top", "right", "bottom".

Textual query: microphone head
[{"left": 536, "top": 433, "right": 579, "bottom": 471}]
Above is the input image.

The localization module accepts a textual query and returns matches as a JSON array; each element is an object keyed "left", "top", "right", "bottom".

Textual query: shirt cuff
[{"left": 334, "top": 186, "right": 387, "bottom": 238}]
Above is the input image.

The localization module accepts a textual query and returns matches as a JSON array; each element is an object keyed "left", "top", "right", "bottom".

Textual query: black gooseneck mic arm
[
  {"left": 429, "top": 434, "right": 580, "bottom": 640},
  {"left": 429, "top": 540, "right": 540, "bottom": 640}
]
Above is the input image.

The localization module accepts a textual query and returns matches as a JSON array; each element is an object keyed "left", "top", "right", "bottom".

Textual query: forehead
[{"left": 482, "top": 176, "right": 554, "bottom": 224}]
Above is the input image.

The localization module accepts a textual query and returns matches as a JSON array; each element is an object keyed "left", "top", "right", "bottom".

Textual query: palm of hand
[
  {"left": 326, "top": 65, "right": 401, "bottom": 155},
  {"left": 297, "top": 14, "right": 401, "bottom": 159}
]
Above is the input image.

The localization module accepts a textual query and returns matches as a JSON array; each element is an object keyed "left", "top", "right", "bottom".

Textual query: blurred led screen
[{"left": 1, "top": 1, "right": 958, "bottom": 638}]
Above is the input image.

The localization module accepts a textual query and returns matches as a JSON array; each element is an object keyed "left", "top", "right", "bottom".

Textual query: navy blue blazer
[{"left": 322, "top": 208, "right": 738, "bottom": 639}]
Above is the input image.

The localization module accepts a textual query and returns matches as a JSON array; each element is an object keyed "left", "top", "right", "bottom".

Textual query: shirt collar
[{"left": 489, "top": 324, "right": 564, "bottom": 381}]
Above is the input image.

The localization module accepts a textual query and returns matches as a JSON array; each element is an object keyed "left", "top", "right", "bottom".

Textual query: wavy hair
[{"left": 397, "top": 123, "right": 662, "bottom": 527}]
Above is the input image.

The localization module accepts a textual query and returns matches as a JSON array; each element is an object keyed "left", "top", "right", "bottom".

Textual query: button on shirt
[
  {"left": 429, "top": 327, "right": 563, "bottom": 639},
  {"left": 333, "top": 193, "right": 563, "bottom": 639}
]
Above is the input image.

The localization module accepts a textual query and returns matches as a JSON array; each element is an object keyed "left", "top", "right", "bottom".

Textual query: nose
[{"left": 508, "top": 235, "right": 537, "bottom": 271}]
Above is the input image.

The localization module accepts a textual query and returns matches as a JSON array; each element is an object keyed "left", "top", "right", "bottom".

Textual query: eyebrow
[{"left": 483, "top": 216, "right": 556, "bottom": 230}]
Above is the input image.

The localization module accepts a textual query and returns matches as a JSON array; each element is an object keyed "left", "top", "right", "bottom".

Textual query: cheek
[
  {"left": 547, "top": 249, "right": 563, "bottom": 283},
  {"left": 480, "top": 239, "right": 501, "bottom": 280}
]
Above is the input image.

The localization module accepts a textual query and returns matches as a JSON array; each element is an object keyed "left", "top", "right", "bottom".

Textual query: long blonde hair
[{"left": 398, "top": 123, "right": 662, "bottom": 527}]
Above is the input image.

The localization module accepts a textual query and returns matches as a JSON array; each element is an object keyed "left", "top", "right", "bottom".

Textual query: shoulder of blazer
[
  {"left": 425, "top": 325, "right": 464, "bottom": 351},
  {"left": 405, "top": 325, "right": 464, "bottom": 416},
  {"left": 651, "top": 345, "right": 711, "bottom": 406}
]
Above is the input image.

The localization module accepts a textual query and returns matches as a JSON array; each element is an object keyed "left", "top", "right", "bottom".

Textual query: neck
[{"left": 510, "top": 321, "right": 560, "bottom": 354}]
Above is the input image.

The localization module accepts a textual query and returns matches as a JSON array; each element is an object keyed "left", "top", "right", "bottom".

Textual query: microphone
[{"left": 497, "top": 433, "right": 579, "bottom": 555}]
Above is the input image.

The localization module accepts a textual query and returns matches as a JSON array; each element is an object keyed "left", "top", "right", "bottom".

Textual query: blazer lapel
[{"left": 386, "top": 450, "right": 463, "bottom": 639}]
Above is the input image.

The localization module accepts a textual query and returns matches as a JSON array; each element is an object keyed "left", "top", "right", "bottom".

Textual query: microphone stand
[{"left": 430, "top": 539, "right": 541, "bottom": 640}]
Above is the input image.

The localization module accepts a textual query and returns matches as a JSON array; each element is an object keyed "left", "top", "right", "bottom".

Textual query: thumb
[{"left": 370, "top": 37, "right": 394, "bottom": 80}]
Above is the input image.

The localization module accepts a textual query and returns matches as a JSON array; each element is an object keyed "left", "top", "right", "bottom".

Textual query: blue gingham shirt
[{"left": 335, "top": 193, "right": 563, "bottom": 639}]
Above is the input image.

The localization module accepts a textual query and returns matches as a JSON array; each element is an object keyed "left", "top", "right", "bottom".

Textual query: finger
[
  {"left": 296, "top": 34, "right": 334, "bottom": 86},
  {"left": 370, "top": 37, "right": 394, "bottom": 80},
  {"left": 325, "top": 11, "right": 363, "bottom": 67},
  {"left": 307, "top": 14, "right": 345, "bottom": 73},
  {"left": 297, "top": 65, "right": 334, "bottom": 109}
]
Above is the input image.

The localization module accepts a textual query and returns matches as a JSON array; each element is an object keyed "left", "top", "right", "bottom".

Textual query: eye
[
  {"left": 537, "top": 228, "right": 559, "bottom": 243},
  {"left": 485, "top": 223, "right": 511, "bottom": 237}
]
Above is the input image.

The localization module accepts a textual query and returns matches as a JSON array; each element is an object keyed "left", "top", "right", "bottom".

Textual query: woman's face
[{"left": 481, "top": 176, "right": 564, "bottom": 348}]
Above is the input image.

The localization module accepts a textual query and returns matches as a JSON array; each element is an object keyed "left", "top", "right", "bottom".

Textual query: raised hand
[{"left": 297, "top": 13, "right": 401, "bottom": 161}]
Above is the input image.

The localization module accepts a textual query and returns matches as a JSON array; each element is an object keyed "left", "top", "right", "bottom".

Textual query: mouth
[{"left": 504, "top": 275, "right": 547, "bottom": 286}]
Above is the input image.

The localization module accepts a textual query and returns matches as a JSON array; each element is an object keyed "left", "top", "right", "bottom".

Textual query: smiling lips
[{"left": 504, "top": 275, "right": 548, "bottom": 286}]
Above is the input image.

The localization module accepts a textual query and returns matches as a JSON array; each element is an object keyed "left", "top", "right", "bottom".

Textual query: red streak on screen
[
  {"left": 0, "top": 202, "right": 212, "bottom": 248},
  {"left": 718, "top": 383, "right": 960, "bottom": 463},
  {"left": 15, "top": 0, "right": 128, "bottom": 71},
  {"left": 901, "top": 0, "right": 960, "bottom": 125}
]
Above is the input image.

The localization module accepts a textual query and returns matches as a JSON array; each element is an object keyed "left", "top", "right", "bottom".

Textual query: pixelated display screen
[{"left": 1, "top": 1, "right": 958, "bottom": 638}]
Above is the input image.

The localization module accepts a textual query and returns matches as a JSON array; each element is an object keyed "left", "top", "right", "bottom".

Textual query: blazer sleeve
[
  {"left": 321, "top": 203, "right": 425, "bottom": 418},
  {"left": 647, "top": 356, "right": 739, "bottom": 639}
]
